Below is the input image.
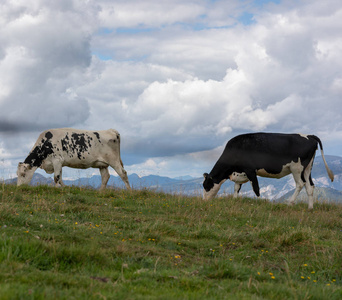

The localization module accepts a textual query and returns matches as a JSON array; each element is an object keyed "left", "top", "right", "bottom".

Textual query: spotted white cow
[
  {"left": 203, "top": 133, "right": 334, "bottom": 209},
  {"left": 17, "top": 128, "right": 131, "bottom": 190}
]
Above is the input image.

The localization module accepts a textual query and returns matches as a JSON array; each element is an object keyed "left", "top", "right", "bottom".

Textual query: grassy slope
[{"left": 0, "top": 184, "right": 342, "bottom": 299}]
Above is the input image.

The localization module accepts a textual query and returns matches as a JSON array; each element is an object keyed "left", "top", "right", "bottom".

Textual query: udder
[{"left": 229, "top": 172, "right": 249, "bottom": 184}]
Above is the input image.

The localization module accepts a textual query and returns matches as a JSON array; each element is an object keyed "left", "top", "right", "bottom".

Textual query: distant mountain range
[{"left": 5, "top": 155, "right": 342, "bottom": 203}]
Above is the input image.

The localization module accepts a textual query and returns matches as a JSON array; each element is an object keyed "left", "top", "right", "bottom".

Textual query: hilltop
[{"left": 0, "top": 185, "right": 341, "bottom": 299}]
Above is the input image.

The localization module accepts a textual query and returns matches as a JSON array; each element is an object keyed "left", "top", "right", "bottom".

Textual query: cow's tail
[
  {"left": 111, "top": 130, "right": 124, "bottom": 168},
  {"left": 310, "top": 135, "right": 334, "bottom": 182},
  {"left": 116, "top": 134, "right": 124, "bottom": 167}
]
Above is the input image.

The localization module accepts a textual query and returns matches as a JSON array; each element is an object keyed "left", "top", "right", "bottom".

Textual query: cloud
[
  {"left": 1, "top": 0, "right": 342, "bottom": 179},
  {"left": 0, "top": 0, "right": 97, "bottom": 132},
  {"left": 125, "top": 144, "right": 225, "bottom": 178},
  {"left": 92, "top": 0, "right": 342, "bottom": 167},
  {"left": 97, "top": 0, "right": 243, "bottom": 29}
]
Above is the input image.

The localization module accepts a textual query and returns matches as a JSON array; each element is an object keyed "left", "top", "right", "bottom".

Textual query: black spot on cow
[
  {"left": 45, "top": 131, "right": 53, "bottom": 139},
  {"left": 24, "top": 137, "right": 54, "bottom": 168},
  {"left": 72, "top": 133, "right": 86, "bottom": 146},
  {"left": 61, "top": 134, "right": 70, "bottom": 152},
  {"left": 61, "top": 133, "right": 93, "bottom": 160},
  {"left": 71, "top": 133, "right": 87, "bottom": 159},
  {"left": 94, "top": 132, "right": 101, "bottom": 143}
]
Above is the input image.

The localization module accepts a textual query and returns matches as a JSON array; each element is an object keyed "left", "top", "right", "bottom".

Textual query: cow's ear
[{"left": 203, "top": 173, "right": 209, "bottom": 179}]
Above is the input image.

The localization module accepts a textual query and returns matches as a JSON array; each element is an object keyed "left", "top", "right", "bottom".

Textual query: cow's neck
[
  {"left": 210, "top": 163, "right": 232, "bottom": 184},
  {"left": 24, "top": 150, "right": 43, "bottom": 168},
  {"left": 24, "top": 137, "right": 54, "bottom": 168}
]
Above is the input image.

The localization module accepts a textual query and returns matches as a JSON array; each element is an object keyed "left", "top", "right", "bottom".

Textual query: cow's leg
[
  {"left": 304, "top": 159, "right": 315, "bottom": 209},
  {"left": 59, "top": 177, "right": 65, "bottom": 187},
  {"left": 99, "top": 167, "right": 110, "bottom": 191},
  {"left": 245, "top": 170, "right": 260, "bottom": 197},
  {"left": 288, "top": 170, "right": 304, "bottom": 206},
  {"left": 53, "top": 162, "right": 64, "bottom": 187},
  {"left": 233, "top": 183, "right": 242, "bottom": 198},
  {"left": 305, "top": 180, "right": 314, "bottom": 210},
  {"left": 109, "top": 160, "right": 131, "bottom": 190}
]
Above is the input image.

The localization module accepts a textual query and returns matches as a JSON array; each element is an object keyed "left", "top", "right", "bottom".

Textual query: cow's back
[{"left": 219, "top": 133, "right": 318, "bottom": 173}]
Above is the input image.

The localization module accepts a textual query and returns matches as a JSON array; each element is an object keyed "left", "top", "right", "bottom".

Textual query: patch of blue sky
[
  {"left": 92, "top": 52, "right": 112, "bottom": 61},
  {"left": 96, "top": 27, "right": 115, "bottom": 35},
  {"left": 238, "top": 12, "right": 256, "bottom": 25},
  {"left": 237, "top": 0, "right": 280, "bottom": 25},
  {"left": 175, "top": 20, "right": 234, "bottom": 31}
]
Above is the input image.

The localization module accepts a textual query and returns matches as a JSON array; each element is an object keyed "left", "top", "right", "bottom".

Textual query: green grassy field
[{"left": 0, "top": 184, "right": 341, "bottom": 299}]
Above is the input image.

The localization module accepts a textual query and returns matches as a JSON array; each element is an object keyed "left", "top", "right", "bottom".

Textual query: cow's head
[
  {"left": 17, "top": 162, "right": 35, "bottom": 186},
  {"left": 203, "top": 173, "right": 224, "bottom": 200}
]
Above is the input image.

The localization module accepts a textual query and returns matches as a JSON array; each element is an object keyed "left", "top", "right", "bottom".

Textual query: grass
[{"left": 0, "top": 184, "right": 342, "bottom": 299}]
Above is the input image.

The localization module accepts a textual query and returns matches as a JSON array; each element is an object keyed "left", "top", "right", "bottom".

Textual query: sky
[{"left": 1, "top": 0, "right": 342, "bottom": 180}]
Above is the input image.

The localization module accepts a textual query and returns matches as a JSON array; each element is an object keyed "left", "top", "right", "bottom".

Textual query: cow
[
  {"left": 203, "top": 133, "right": 334, "bottom": 209},
  {"left": 17, "top": 128, "right": 131, "bottom": 190}
]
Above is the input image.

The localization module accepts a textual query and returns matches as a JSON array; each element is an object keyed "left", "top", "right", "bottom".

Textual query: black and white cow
[
  {"left": 17, "top": 128, "right": 131, "bottom": 190},
  {"left": 203, "top": 133, "right": 334, "bottom": 209}
]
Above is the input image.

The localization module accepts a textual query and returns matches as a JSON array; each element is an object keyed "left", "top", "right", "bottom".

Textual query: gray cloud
[{"left": 0, "top": 0, "right": 96, "bottom": 133}]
